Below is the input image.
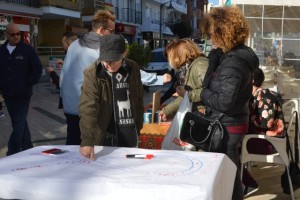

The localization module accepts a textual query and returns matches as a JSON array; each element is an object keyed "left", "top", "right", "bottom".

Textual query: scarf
[
  {"left": 78, "top": 32, "right": 101, "bottom": 50},
  {"left": 111, "top": 62, "right": 137, "bottom": 147}
]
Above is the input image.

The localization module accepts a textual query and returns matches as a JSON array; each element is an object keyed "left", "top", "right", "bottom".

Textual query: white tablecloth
[{"left": 0, "top": 145, "right": 236, "bottom": 200}]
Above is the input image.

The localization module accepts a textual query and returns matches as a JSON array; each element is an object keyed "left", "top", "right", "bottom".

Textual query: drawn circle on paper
[
  {"left": 14, "top": 151, "right": 203, "bottom": 177},
  {"left": 126, "top": 152, "right": 204, "bottom": 176}
]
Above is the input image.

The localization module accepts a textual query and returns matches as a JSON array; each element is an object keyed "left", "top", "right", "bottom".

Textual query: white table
[{"left": 0, "top": 145, "right": 236, "bottom": 200}]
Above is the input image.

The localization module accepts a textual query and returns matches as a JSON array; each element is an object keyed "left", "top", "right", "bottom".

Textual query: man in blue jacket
[
  {"left": 60, "top": 11, "right": 116, "bottom": 145},
  {"left": 0, "top": 23, "right": 42, "bottom": 156}
]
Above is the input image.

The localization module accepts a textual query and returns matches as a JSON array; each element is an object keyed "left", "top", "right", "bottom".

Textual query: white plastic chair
[
  {"left": 283, "top": 99, "right": 299, "bottom": 158},
  {"left": 283, "top": 99, "right": 299, "bottom": 120},
  {"left": 240, "top": 107, "right": 297, "bottom": 200}
]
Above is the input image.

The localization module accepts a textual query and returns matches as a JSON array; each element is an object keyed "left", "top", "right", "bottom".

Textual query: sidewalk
[
  {"left": 0, "top": 81, "right": 169, "bottom": 158},
  {"left": 0, "top": 83, "right": 67, "bottom": 158}
]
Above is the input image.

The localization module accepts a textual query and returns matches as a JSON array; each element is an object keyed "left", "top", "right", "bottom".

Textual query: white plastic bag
[{"left": 161, "top": 92, "right": 194, "bottom": 150}]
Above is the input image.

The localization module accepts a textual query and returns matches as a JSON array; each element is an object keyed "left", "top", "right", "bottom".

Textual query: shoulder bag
[{"left": 180, "top": 111, "right": 224, "bottom": 152}]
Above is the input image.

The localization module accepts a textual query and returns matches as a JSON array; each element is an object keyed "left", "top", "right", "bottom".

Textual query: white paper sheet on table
[{"left": 0, "top": 145, "right": 236, "bottom": 200}]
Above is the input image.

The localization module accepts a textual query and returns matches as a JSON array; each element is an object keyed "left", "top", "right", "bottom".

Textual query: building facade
[
  {"left": 181, "top": 0, "right": 208, "bottom": 41},
  {"left": 0, "top": 0, "right": 42, "bottom": 46},
  {"left": 0, "top": 0, "right": 207, "bottom": 51},
  {"left": 140, "top": 0, "right": 187, "bottom": 49}
]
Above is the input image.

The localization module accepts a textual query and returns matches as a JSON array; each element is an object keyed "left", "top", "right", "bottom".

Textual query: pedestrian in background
[
  {"left": 79, "top": 35, "right": 144, "bottom": 160},
  {"left": 200, "top": 7, "right": 259, "bottom": 199},
  {"left": 0, "top": 23, "right": 43, "bottom": 156},
  {"left": 46, "top": 31, "right": 78, "bottom": 90},
  {"left": 140, "top": 70, "right": 171, "bottom": 86},
  {"left": 59, "top": 10, "right": 116, "bottom": 145},
  {"left": 46, "top": 32, "right": 78, "bottom": 109}
]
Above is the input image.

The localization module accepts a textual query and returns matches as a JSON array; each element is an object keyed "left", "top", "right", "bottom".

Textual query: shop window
[
  {"left": 284, "top": 6, "right": 300, "bottom": 18},
  {"left": 244, "top": 4, "right": 262, "bottom": 17},
  {"left": 282, "top": 19, "right": 300, "bottom": 38},
  {"left": 262, "top": 19, "right": 282, "bottom": 38},
  {"left": 264, "top": 5, "right": 283, "bottom": 18}
]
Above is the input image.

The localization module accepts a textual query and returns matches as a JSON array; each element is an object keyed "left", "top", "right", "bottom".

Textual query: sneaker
[
  {"left": 244, "top": 185, "right": 259, "bottom": 197},
  {"left": 0, "top": 112, "right": 4, "bottom": 118}
]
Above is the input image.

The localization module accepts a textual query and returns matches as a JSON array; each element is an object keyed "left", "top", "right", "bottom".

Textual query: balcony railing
[
  {"left": 93, "top": 0, "right": 104, "bottom": 9},
  {"left": 40, "top": 0, "right": 79, "bottom": 11},
  {"left": 37, "top": 46, "right": 65, "bottom": 55},
  {"left": 81, "top": 0, "right": 104, "bottom": 15},
  {"left": 135, "top": 11, "right": 142, "bottom": 24},
  {"left": 115, "top": 7, "right": 119, "bottom": 19},
  {"left": 2, "top": 0, "right": 40, "bottom": 8}
]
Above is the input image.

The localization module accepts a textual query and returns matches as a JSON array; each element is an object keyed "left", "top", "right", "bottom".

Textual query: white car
[{"left": 144, "top": 48, "right": 171, "bottom": 75}]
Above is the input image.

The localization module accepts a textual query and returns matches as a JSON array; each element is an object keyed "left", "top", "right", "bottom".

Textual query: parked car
[{"left": 144, "top": 48, "right": 171, "bottom": 75}]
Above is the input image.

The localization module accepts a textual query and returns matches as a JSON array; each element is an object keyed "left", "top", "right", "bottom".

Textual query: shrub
[{"left": 127, "top": 42, "right": 153, "bottom": 69}]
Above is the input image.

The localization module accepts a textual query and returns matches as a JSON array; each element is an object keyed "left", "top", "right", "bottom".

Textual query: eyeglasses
[
  {"left": 7, "top": 32, "right": 20, "bottom": 37},
  {"left": 105, "top": 28, "right": 115, "bottom": 34}
]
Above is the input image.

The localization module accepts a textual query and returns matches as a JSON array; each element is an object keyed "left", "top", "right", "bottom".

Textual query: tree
[
  {"left": 127, "top": 42, "right": 153, "bottom": 69},
  {"left": 170, "top": 22, "right": 193, "bottom": 39}
]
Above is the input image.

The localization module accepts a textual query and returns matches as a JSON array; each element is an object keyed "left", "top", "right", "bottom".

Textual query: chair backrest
[
  {"left": 286, "top": 107, "right": 297, "bottom": 138},
  {"left": 282, "top": 100, "right": 298, "bottom": 138},
  {"left": 282, "top": 99, "right": 299, "bottom": 117},
  {"left": 241, "top": 105, "right": 297, "bottom": 165},
  {"left": 285, "top": 107, "right": 298, "bottom": 160}
]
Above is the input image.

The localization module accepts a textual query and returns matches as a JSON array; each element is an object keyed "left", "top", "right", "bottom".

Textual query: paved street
[{"left": 0, "top": 79, "right": 171, "bottom": 158}]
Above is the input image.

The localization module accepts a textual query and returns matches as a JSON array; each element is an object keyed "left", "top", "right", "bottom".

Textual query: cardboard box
[
  {"left": 139, "top": 91, "right": 171, "bottom": 149},
  {"left": 139, "top": 123, "right": 171, "bottom": 149}
]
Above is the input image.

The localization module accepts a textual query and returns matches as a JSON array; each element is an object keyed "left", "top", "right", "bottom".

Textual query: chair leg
[
  {"left": 286, "top": 167, "right": 295, "bottom": 200},
  {"left": 247, "top": 162, "right": 252, "bottom": 171},
  {"left": 240, "top": 163, "right": 244, "bottom": 180}
]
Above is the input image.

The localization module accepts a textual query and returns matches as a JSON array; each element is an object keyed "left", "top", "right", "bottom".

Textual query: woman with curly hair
[
  {"left": 158, "top": 38, "right": 208, "bottom": 121},
  {"left": 200, "top": 7, "right": 259, "bottom": 199}
]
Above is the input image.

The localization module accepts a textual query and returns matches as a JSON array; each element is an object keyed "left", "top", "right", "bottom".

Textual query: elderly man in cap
[{"left": 79, "top": 34, "right": 144, "bottom": 160}]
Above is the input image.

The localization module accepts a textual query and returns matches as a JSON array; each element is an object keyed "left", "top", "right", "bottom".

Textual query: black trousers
[{"left": 65, "top": 113, "right": 82, "bottom": 145}]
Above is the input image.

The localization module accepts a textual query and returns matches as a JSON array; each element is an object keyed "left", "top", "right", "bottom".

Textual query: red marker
[{"left": 126, "top": 154, "right": 154, "bottom": 159}]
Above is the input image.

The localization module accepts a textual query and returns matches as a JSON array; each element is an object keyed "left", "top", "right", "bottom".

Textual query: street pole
[{"left": 159, "top": 1, "right": 172, "bottom": 48}]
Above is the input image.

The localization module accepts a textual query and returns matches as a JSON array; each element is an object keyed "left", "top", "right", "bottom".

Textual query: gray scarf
[{"left": 78, "top": 32, "right": 101, "bottom": 49}]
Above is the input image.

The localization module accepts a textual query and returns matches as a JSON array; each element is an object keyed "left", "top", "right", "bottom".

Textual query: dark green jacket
[
  {"left": 162, "top": 56, "right": 208, "bottom": 117},
  {"left": 79, "top": 58, "right": 144, "bottom": 147}
]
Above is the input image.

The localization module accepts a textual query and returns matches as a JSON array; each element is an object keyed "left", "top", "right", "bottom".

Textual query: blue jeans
[
  {"left": 5, "top": 95, "right": 33, "bottom": 156},
  {"left": 221, "top": 131, "right": 245, "bottom": 200},
  {"left": 65, "top": 113, "right": 81, "bottom": 145}
]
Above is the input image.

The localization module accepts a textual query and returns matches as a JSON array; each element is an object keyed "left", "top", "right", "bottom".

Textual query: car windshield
[{"left": 151, "top": 51, "right": 167, "bottom": 62}]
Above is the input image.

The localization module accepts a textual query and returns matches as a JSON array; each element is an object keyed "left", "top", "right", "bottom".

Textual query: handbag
[
  {"left": 281, "top": 111, "right": 300, "bottom": 194},
  {"left": 180, "top": 112, "right": 224, "bottom": 152},
  {"left": 161, "top": 92, "right": 195, "bottom": 151}
]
